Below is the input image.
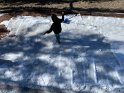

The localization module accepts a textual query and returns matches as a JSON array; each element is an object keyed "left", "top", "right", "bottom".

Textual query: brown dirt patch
[{"left": 0, "top": 24, "right": 10, "bottom": 40}]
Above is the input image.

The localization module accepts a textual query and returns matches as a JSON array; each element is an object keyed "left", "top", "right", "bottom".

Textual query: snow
[
  {"left": 0, "top": 14, "right": 124, "bottom": 93},
  {"left": 1, "top": 52, "right": 24, "bottom": 62}
]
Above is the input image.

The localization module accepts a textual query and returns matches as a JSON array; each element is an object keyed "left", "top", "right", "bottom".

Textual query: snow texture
[{"left": 0, "top": 14, "right": 124, "bottom": 93}]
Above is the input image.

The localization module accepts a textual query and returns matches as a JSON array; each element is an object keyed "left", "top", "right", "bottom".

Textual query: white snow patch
[
  {"left": 0, "top": 14, "right": 124, "bottom": 92},
  {"left": 1, "top": 52, "right": 24, "bottom": 62}
]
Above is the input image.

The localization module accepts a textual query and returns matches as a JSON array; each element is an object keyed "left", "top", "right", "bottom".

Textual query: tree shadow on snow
[
  {"left": 49, "top": 31, "right": 122, "bottom": 86},
  {"left": 0, "top": 31, "right": 123, "bottom": 92}
]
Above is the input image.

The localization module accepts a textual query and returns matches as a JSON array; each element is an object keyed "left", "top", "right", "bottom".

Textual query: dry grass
[
  {"left": 74, "top": 0, "right": 124, "bottom": 9},
  {"left": 0, "top": 0, "right": 124, "bottom": 10},
  {"left": 33, "top": 0, "right": 124, "bottom": 10}
]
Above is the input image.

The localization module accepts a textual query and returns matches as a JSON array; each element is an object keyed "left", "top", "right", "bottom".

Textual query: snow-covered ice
[{"left": 0, "top": 14, "right": 124, "bottom": 93}]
